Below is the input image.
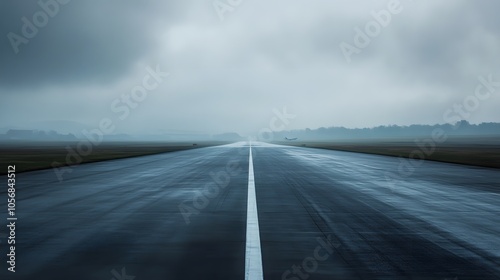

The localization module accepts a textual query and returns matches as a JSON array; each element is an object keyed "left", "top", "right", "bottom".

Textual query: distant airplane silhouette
[{"left": 284, "top": 137, "right": 298, "bottom": 141}]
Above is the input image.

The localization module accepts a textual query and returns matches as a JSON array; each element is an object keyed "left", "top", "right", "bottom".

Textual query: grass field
[
  {"left": 2, "top": 138, "right": 499, "bottom": 175},
  {"left": 0, "top": 141, "right": 228, "bottom": 175},
  {"left": 275, "top": 137, "right": 500, "bottom": 169}
]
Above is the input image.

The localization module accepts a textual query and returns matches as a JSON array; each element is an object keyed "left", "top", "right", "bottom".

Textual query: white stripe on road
[{"left": 245, "top": 142, "right": 264, "bottom": 280}]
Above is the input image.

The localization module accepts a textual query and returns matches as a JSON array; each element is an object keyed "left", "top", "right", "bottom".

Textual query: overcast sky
[{"left": 1, "top": 0, "right": 499, "bottom": 136}]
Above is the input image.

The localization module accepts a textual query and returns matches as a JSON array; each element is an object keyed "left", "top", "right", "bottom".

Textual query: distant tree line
[
  {"left": 0, "top": 129, "right": 77, "bottom": 141},
  {"left": 275, "top": 121, "right": 500, "bottom": 141}
]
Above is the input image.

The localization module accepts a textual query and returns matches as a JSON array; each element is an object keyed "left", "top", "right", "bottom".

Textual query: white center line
[{"left": 245, "top": 142, "right": 264, "bottom": 280}]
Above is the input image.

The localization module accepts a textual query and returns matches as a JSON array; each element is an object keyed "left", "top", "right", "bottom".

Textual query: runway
[{"left": 1, "top": 141, "right": 499, "bottom": 279}]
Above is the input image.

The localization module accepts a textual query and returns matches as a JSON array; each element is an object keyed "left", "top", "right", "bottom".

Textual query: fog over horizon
[{"left": 1, "top": 0, "right": 500, "bottom": 137}]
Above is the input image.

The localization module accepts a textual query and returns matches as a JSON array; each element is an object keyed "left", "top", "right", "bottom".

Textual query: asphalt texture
[{"left": 0, "top": 141, "right": 499, "bottom": 279}]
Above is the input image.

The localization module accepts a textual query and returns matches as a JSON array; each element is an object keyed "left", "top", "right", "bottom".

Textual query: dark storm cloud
[
  {"left": 0, "top": 0, "right": 181, "bottom": 89},
  {"left": 0, "top": 0, "right": 499, "bottom": 134}
]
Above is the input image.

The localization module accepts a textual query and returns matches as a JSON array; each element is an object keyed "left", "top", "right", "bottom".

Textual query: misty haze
[{"left": 1, "top": 1, "right": 499, "bottom": 279}]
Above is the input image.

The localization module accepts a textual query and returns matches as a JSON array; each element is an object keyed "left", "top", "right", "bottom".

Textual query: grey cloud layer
[
  {"left": 0, "top": 0, "right": 181, "bottom": 87},
  {"left": 1, "top": 0, "right": 499, "bottom": 135}
]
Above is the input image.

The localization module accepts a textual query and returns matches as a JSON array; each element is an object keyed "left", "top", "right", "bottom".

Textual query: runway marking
[{"left": 245, "top": 142, "right": 264, "bottom": 280}]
